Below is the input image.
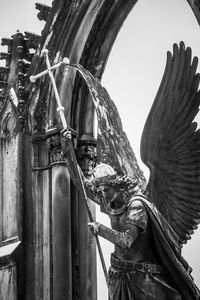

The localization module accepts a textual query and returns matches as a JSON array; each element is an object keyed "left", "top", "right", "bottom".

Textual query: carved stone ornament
[
  {"left": 35, "top": 3, "right": 52, "bottom": 21},
  {"left": 47, "top": 127, "right": 78, "bottom": 163},
  {"left": 76, "top": 134, "right": 97, "bottom": 179},
  {"left": 47, "top": 133, "right": 64, "bottom": 163},
  {"left": 33, "top": 94, "right": 48, "bottom": 134},
  {"left": 1, "top": 112, "right": 17, "bottom": 136},
  {"left": 0, "top": 30, "right": 41, "bottom": 132}
]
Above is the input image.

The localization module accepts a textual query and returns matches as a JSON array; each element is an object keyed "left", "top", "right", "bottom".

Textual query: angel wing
[
  {"left": 141, "top": 41, "right": 200, "bottom": 245},
  {"left": 73, "top": 64, "right": 147, "bottom": 192}
]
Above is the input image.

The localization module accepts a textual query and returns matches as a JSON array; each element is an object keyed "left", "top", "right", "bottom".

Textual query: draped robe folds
[{"left": 130, "top": 196, "right": 200, "bottom": 300}]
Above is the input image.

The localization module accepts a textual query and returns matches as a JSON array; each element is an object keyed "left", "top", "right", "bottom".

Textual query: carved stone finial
[
  {"left": 0, "top": 67, "right": 9, "bottom": 82},
  {"left": 35, "top": 3, "right": 51, "bottom": 21},
  {"left": 11, "top": 30, "right": 24, "bottom": 41},
  {"left": 24, "top": 31, "right": 41, "bottom": 50},
  {"left": 1, "top": 38, "right": 13, "bottom": 53},
  {"left": 0, "top": 52, "right": 11, "bottom": 67},
  {"left": 0, "top": 64, "right": 7, "bottom": 109},
  {"left": 0, "top": 31, "right": 32, "bottom": 130}
]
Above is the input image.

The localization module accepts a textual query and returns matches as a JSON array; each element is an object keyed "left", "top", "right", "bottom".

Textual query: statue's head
[{"left": 91, "top": 163, "right": 139, "bottom": 210}]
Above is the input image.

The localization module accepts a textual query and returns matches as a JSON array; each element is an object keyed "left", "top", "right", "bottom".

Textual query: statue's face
[
  {"left": 97, "top": 184, "right": 127, "bottom": 208},
  {"left": 97, "top": 185, "right": 117, "bottom": 203}
]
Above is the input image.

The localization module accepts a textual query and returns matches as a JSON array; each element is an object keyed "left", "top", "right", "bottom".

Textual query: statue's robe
[
  {"left": 141, "top": 196, "right": 200, "bottom": 300},
  {"left": 108, "top": 195, "right": 200, "bottom": 300}
]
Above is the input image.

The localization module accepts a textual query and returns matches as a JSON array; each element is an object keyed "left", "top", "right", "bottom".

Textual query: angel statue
[{"left": 62, "top": 42, "right": 200, "bottom": 300}]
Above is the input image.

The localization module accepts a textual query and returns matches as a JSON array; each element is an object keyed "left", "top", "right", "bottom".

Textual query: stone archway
[{"left": 25, "top": 1, "right": 200, "bottom": 299}]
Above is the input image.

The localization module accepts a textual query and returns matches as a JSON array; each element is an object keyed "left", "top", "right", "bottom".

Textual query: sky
[{"left": 0, "top": 0, "right": 200, "bottom": 299}]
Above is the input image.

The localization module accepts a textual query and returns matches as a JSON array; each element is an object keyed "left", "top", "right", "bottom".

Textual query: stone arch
[
  {"left": 27, "top": 1, "right": 200, "bottom": 138},
  {"left": 27, "top": 1, "right": 200, "bottom": 299}
]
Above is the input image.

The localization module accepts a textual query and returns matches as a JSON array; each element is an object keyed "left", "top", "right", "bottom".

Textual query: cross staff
[
  {"left": 30, "top": 49, "right": 69, "bottom": 128},
  {"left": 30, "top": 49, "right": 108, "bottom": 286}
]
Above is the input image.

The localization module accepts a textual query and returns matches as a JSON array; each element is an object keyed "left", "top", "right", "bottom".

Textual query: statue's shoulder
[
  {"left": 127, "top": 194, "right": 148, "bottom": 209},
  {"left": 125, "top": 195, "right": 149, "bottom": 231}
]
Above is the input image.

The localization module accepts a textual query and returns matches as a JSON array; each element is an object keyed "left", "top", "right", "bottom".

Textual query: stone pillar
[{"left": 76, "top": 135, "right": 97, "bottom": 300}]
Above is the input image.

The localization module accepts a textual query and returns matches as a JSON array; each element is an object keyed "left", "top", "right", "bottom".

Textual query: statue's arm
[
  {"left": 89, "top": 199, "right": 148, "bottom": 249},
  {"left": 97, "top": 223, "right": 139, "bottom": 249}
]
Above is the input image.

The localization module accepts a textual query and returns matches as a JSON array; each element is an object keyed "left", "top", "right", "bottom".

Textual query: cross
[{"left": 30, "top": 49, "right": 69, "bottom": 129}]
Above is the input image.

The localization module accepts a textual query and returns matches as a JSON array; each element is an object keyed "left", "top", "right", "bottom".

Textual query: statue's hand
[
  {"left": 88, "top": 222, "right": 101, "bottom": 235},
  {"left": 61, "top": 128, "right": 72, "bottom": 142},
  {"left": 60, "top": 128, "right": 73, "bottom": 157}
]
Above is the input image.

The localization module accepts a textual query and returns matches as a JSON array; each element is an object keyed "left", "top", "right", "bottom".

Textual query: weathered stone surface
[
  {"left": 0, "top": 262, "right": 17, "bottom": 300},
  {"left": 35, "top": 2, "right": 52, "bottom": 21}
]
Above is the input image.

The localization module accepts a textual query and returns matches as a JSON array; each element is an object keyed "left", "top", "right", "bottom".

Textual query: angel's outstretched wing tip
[
  {"left": 173, "top": 42, "right": 179, "bottom": 50},
  {"left": 179, "top": 41, "right": 185, "bottom": 48},
  {"left": 173, "top": 41, "right": 189, "bottom": 50},
  {"left": 193, "top": 55, "right": 199, "bottom": 68},
  {"left": 141, "top": 41, "right": 200, "bottom": 245},
  {"left": 171, "top": 42, "right": 194, "bottom": 59}
]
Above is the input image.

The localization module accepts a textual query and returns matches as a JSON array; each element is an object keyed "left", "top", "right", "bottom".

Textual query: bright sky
[{"left": 0, "top": 0, "right": 199, "bottom": 299}]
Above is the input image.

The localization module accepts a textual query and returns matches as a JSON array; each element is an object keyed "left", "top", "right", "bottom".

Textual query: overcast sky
[{"left": 0, "top": 1, "right": 199, "bottom": 299}]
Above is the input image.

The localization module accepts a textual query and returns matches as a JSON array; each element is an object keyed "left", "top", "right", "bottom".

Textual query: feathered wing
[
  {"left": 141, "top": 42, "right": 200, "bottom": 245},
  {"left": 73, "top": 64, "right": 146, "bottom": 192}
]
